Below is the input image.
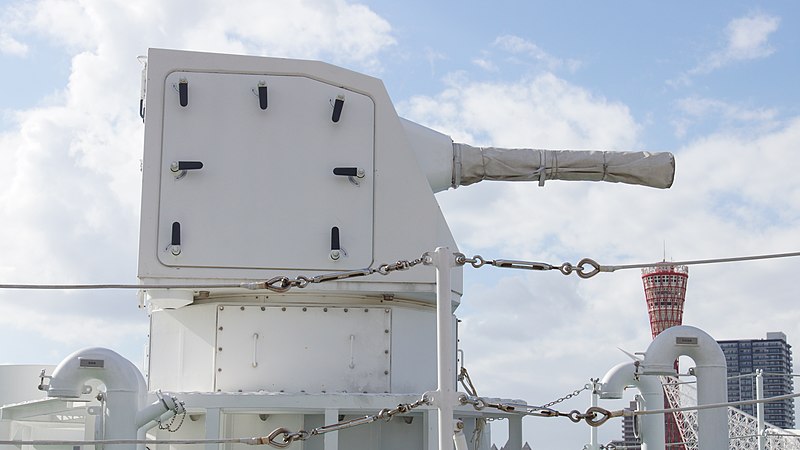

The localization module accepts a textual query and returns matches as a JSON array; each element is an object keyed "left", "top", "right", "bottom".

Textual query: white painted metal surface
[
  {"left": 433, "top": 247, "right": 456, "bottom": 450},
  {"left": 642, "top": 325, "right": 729, "bottom": 450},
  {"left": 138, "top": 49, "right": 461, "bottom": 298},
  {"left": 0, "top": 365, "right": 53, "bottom": 406},
  {"left": 215, "top": 305, "right": 390, "bottom": 393},
  {"left": 756, "top": 369, "right": 766, "bottom": 450},
  {"left": 389, "top": 307, "right": 438, "bottom": 393},
  {"left": 44, "top": 347, "right": 181, "bottom": 450},
  {"left": 148, "top": 304, "right": 217, "bottom": 392},
  {"left": 599, "top": 361, "right": 665, "bottom": 450},
  {"left": 147, "top": 298, "right": 442, "bottom": 396},
  {"left": 159, "top": 72, "right": 375, "bottom": 271}
]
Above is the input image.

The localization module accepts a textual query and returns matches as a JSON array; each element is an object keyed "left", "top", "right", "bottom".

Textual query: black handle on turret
[
  {"left": 332, "top": 96, "right": 344, "bottom": 122},
  {"left": 170, "top": 161, "right": 204, "bottom": 173},
  {"left": 178, "top": 80, "right": 188, "bottom": 107},
  {"left": 176, "top": 161, "right": 204, "bottom": 171},
  {"left": 333, "top": 167, "right": 358, "bottom": 177},
  {"left": 330, "top": 227, "right": 341, "bottom": 251},
  {"left": 258, "top": 84, "right": 268, "bottom": 110},
  {"left": 171, "top": 222, "right": 181, "bottom": 246}
]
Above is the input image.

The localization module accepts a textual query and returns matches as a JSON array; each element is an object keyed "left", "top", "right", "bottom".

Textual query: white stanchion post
[
  {"left": 433, "top": 247, "right": 456, "bottom": 450},
  {"left": 756, "top": 369, "right": 766, "bottom": 450},
  {"left": 589, "top": 381, "right": 599, "bottom": 450}
]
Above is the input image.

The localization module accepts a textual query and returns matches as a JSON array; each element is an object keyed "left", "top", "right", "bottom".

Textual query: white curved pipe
[
  {"left": 641, "top": 325, "right": 728, "bottom": 450},
  {"left": 47, "top": 347, "right": 181, "bottom": 450},
  {"left": 599, "top": 362, "right": 664, "bottom": 450},
  {"left": 47, "top": 347, "right": 145, "bottom": 398},
  {"left": 136, "top": 394, "right": 183, "bottom": 428}
]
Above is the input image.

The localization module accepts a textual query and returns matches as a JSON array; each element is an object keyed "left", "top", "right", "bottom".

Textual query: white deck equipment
[{"left": 0, "top": 49, "right": 676, "bottom": 450}]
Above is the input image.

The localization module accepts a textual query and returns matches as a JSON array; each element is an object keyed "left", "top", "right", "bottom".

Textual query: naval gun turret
[{"left": 131, "top": 49, "right": 674, "bottom": 449}]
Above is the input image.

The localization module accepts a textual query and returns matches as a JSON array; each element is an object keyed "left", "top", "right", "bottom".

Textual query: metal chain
[
  {"left": 245, "top": 254, "right": 431, "bottom": 293},
  {"left": 454, "top": 253, "right": 603, "bottom": 279},
  {"left": 461, "top": 388, "right": 800, "bottom": 430},
  {"left": 459, "top": 380, "right": 609, "bottom": 427},
  {"left": 458, "top": 394, "right": 610, "bottom": 424},
  {"left": 262, "top": 393, "right": 432, "bottom": 448},
  {"left": 156, "top": 395, "right": 186, "bottom": 432},
  {"left": 540, "top": 382, "right": 593, "bottom": 409}
]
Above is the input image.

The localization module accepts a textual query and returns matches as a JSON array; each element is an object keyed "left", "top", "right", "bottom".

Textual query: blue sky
[{"left": 2, "top": 1, "right": 800, "bottom": 448}]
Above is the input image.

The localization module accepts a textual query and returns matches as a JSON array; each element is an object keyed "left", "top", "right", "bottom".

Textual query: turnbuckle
[
  {"left": 456, "top": 253, "right": 605, "bottom": 279},
  {"left": 459, "top": 394, "right": 516, "bottom": 413},
  {"left": 494, "top": 259, "right": 553, "bottom": 271},
  {"left": 313, "top": 269, "right": 372, "bottom": 283}
]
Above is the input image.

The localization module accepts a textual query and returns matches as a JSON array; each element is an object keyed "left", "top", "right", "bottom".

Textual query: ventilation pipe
[
  {"left": 641, "top": 325, "right": 728, "bottom": 450},
  {"left": 599, "top": 361, "right": 665, "bottom": 450},
  {"left": 42, "top": 347, "right": 183, "bottom": 450}
]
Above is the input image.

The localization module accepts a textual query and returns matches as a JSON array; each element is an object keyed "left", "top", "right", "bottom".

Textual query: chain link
[
  {"left": 262, "top": 393, "right": 432, "bottom": 448},
  {"left": 540, "top": 382, "right": 593, "bottom": 409},
  {"left": 454, "top": 253, "right": 604, "bottom": 279},
  {"left": 156, "top": 394, "right": 186, "bottom": 433},
  {"left": 459, "top": 380, "right": 611, "bottom": 427},
  {"left": 241, "top": 254, "right": 431, "bottom": 293},
  {"left": 459, "top": 394, "right": 623, "bottom": 427}
]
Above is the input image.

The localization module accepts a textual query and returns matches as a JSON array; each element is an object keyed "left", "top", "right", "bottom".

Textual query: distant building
[
  {"left": 609, "top": 400, "right": 642, "bottom": 450},
  {"left": 717, "top": 332, "right": 795, "bottom": 429}
]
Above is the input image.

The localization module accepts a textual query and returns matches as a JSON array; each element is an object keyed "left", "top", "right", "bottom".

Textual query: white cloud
[
  {"left": 671, "top": 96, "right": 779, "bottom": 137},
  {"left": 424, "top": 47, "right": 447, "bottom": 76},
  {"left": 401, "top": 72, "right": 638, "bottom": 149},
  {"left": 676, "top": 97, "right": 777, "bottom": 122},
  {"left": 690, "top": 13, "right": 780, "bottom": 76},
  {"left": 0, "top": 31, "right": 28, "bottom": 56},
  {"left": 2, "top": 0, "right": 395, "bottom": 69},
  {"left": 472, "top": 57, "right": 497, "bottom": 72},
  {"left": 493, "top": 35, "right": 581, "bottom": 72}
]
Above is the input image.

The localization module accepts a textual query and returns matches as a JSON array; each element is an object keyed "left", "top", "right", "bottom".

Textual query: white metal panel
[
  {"left": 158, "top": 71, "right": 374, "bottom": 270},
  {"left": 215, "top": 306, "right": 390, "bottom": 393},
  {"left": 148, "top": 305, "right": 217, "bottom": 392},
  {"left": 390, "top": 307, "right": 437, "bottom": 393},
  {"left": 138, "top": 50, "right": 461, "bottom": 300},
  {"left": 0, "top": 365, "right": 54, "bottom": 406}
]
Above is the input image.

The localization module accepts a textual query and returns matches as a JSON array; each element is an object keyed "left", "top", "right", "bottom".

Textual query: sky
[{"left": 1, "top": 0, "right": 800, "bottom": 448}]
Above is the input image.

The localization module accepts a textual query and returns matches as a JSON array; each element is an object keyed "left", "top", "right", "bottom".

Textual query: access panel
[
  {"left": 158, "top": 71, "right": 374, "bottom": 270},
  {"left": 215, "top": 305, "right": 391, "bottom": 393}
]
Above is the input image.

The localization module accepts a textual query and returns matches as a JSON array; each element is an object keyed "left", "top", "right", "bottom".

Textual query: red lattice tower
[
  {"left": 642, "top": 265, "right": 689, "bottom": 338},
  {"left": 642, "top": 264, "right": 689, "bottom": 450}
]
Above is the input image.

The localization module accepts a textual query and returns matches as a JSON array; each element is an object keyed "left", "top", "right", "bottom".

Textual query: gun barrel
[{"left": 454, "top": 144, "right": 675, "bottom": 189}]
